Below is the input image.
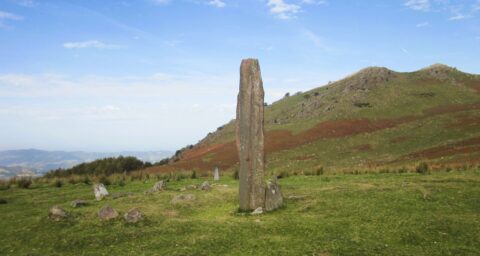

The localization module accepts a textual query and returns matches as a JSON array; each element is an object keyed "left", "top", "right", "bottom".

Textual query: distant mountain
[
  {"left": 0, "top": 149, "right": 173, "bottom": 178},
  {"left": 146, "top": 64, "right": 480, "bottom": 174}
]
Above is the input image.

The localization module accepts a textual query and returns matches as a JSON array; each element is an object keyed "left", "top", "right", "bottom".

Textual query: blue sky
[{"left": 0, "top": 0, "right": 479, "bottom": 152}]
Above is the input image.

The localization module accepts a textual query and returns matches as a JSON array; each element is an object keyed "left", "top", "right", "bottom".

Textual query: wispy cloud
[
  {"left": 208, "top": 0, "right": 226, "bottom": 8},
  {"left": 13, "top": 0, "right": 36, "bottom": 7},
  {"left": 0, "top": 10, "right": 23, "bottom": 29},
  {"left": 63, "top": 40, "right": 123, "bottom": 49},
  {"left": 405, "top": 0, "right": 430, "bottom": 11},
  {"left": 416, "top": 21, "right": 429, "bottom": 27},
  {"left": 267, "top": 0, "right": 301, "bottom": 19},
  {"left": 302, "top": 29, "right": 332, "bottom": 52}
]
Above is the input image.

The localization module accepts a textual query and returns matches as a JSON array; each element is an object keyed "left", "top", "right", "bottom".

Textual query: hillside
[{"left": 146, "top": 64, "right": 480, "bottom": 175}]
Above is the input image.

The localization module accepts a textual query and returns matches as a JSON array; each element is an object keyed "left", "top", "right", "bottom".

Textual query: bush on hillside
[{"left": 416, "top": 162, "right": 429, "bottom": 174}]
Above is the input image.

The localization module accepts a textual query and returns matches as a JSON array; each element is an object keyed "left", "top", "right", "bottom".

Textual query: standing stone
[
  {"left": 236, "top": 59, "right": 266, "bottom": 211},
  {"left": 93, "top": 183, "right": 109, "bottom": 201},
  {"left": 265, "top": 179, "right": 283, "bottom": 211},
  {"left": 213, "top": 166, "right": 220, "bottom": 181}
]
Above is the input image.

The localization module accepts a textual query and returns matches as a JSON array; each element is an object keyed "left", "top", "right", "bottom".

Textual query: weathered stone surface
[
  {"left": 151, "top": 180, "right": 166, "bottom": 192},
  {"left": 71, "top": 199, "right": 88, "bottom": 208},
  {"left": 98, "top": 205, "right": 118, "bottom": 221},
  {"left": 213, "top": 167, "right": 220, "bottom": 181},
  {"left": 265, "top": 179, "right": 283, "bottom": 211},
  {"left": 124, "top": 208, "right": 143, "bottom": 223},
  {"left": 251, "top": 207, "right": 263, "bottom": 215},
  {"left": 236, "top": 58, "right": 266, "bottom": 211},
  {"left": 93, "top": 183, "right": 109, "bottom": 201},
  {"left": 171, "top": 194, "right": 195, "bottom": 205},
  {"left": 199, "top": 181, "right": 211, "bottom": 191},
  {"left": 49, "top": 206, "right": 68, "bottom": 221}
]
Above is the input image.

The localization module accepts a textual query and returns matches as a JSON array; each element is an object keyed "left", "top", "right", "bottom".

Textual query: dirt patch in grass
[
  {"left": 447, "top": 116, "right": 480, "bottom": 129},
  {"left": 352, "top": 144, "right": 372, "bottom": 151},
  {"left": 398, "top": 136, "right": 480, "bottom": 161}
]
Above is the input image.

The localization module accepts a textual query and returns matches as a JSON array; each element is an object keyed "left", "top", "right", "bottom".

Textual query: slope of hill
[
  {"left": 0, "top": 149, "right": 173, "bottom": 178},
  {"left": 146, "top": 64, "right": 480, "bottom": 175}
]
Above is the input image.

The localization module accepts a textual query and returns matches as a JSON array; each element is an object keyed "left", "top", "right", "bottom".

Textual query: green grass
[{"left": 1, "top": 170, "right": 479, "bottom": 255}]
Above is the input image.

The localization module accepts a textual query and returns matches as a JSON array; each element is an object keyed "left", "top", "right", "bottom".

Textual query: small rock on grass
[
  {"left": 49, "top": 206, "right": 68, "bottom": 221},
  {"left": 98, "top": 205, "right": 118, "bottom": 221},
  {"left": 71, "top": 200, "right": 88, "bottom": 208},
  {"left": 124, "top": 208, "right": 144, "bottom": 223},
  {"left": 199, "top": 181, "right": 211, "bottom": 191},
  {"left": 251, "top": 207, "right": 263, "bottom": 215}
]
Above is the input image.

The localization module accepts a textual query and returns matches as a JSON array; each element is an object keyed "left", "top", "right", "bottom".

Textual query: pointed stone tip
[{"left": 241, "top": 58, "right": 259, "bottom": 66}]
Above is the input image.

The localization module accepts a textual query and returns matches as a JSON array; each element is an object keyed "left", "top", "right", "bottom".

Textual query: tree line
[{"left": 44, "top": 156, "right": 152, "bottom": 178}]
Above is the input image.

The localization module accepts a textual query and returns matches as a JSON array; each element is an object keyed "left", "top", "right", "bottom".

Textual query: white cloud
[
  {"left": 208, "top": 0, "right": 226, "bottom": 8},
  {"left": 416, "top": 21, "right": 429, "bottom": 27},
  {"left": 267, "top": 0, "right": 301, "bottom": 19},
  {"left": 0, "top": 10, "right": 23, "bottom": 20},
  {"left": 63, "top": 40, "right": 123, "bottom": 49},
  {"left": 13, "top": 0, "right": 36, "bottom": 7},
  {"left": 0, "top": 74, "right": 35, "bottom": 86},
  {"left": 448, "top": 12, "right": 467, "bottom": 20},
  {"left": 405, "top": 0, "right": 430, "bottom": 11}
]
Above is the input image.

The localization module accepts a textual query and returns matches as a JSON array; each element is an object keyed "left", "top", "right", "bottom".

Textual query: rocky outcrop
[{"left": 236, "top": 58, "right": 266, "bottom": 211}]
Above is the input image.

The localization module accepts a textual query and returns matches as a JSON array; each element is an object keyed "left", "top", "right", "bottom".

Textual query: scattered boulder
[
  {"left": 93, "top": 183, "right": 109, "bottom": 201},
  {"left": 186, "top": 184, "right": 198, "bottom": 190},
  {"left": 151, "top": 180, "right": 166, "bottom": 192},
  {"left": 171, "top": 194, "right": 195, "bottom": 205},
  {"left": 251, "top": 207, "right": 263, "bottom": 215},
  {"left": 265, "top": 179, "right": 283, "bottom": 212},
  {"left": 0, "top": 199, "right": 7, "bottom": 204},
  {"left": 98, "top": 205, "right": 118, "bottom": 221},
  {"left": 124, "top": 208, "right": 144, "bottom": 223},
  {"left": 49, "top": 206, "right": 68, "bottom": 221},
  {"left": 199, "top": 181, "right": 211, "bottom": 191},
  {"left": 111, "top": 192, "right": 133, "bottom": 199},
  {"left": 71, "top": 200, "right": 88, "bottom": 208}
]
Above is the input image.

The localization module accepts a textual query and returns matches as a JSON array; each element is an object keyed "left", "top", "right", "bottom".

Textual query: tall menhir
[{"left": 236, "top": 58, "right": 265, "bottom": 211}]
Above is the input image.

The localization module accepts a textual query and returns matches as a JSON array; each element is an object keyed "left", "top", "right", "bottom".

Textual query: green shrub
[
  {"left": 54, "top": 179, "right": 63, "bottom": 188},
  {"left": 17, "top": 178, "right": 32, "bottom": 189},
  {"left": 191, "top": 170, "right": 197, "bottom": 179},
  {"left": 99, "top": 176, "right": 111, "bottom": 186},
  {"left": 416, "top": 162, "right": 429, "bottom": 174},
  {"left": 316, "top": 167, "right": 324, "bottom": 176},
  {"left": 0, "top": 180, "right": 10, "bottom": 190},
  {"left": 233, "top": 169, "right": 239, "bottom": 180},
  {"left": 83, "top": 176, "right": 91, "bottom": 185}
]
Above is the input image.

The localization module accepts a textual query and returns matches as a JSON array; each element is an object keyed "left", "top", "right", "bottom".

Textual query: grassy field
[{"left": 1, "top": 170, "right": 479, "bottom": 255}]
